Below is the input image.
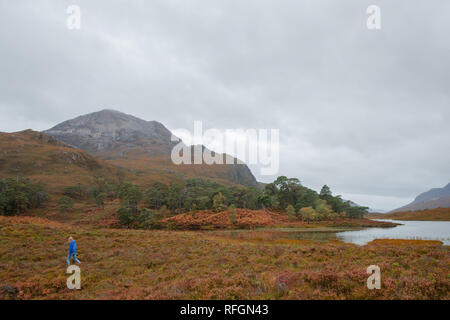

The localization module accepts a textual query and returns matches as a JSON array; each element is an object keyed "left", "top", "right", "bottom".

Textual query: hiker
[{"left": 67, "top": 236, "right": 81, "bottom": 265}]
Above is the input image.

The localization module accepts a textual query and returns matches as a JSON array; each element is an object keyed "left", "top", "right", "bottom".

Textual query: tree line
[
  {"left": 115, "top": 176, "right": 369, "bottom": 228},
  {"left": 1, "top": 175, "right": 369, "bottom": 228}
]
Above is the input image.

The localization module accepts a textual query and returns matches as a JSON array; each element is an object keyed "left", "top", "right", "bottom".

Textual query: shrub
[
  {"left": 117, "top": 207, "right": 134, "bottom": 227},
  {"left": 159, "top": 205, "right": 168, "bottom": 218},
  {"left": 63, "top": 184, "right": 85, "bottom": 199},
  {"left": 87, "top": 186, "right": 101, "bottom": 199},
  {"left": 118, "top": 183, "right": 143, "bottom": 213},
  {"left": 95, "top": 193, "right": 107, "bottom": 209},
  {"left": 213, "top": 192, "right": 227, "bottom": 213},
  {"left": 58, "top": 196, "right": 74, "bottom": 213},
  {"left": 228, "top": 205, "right": 237, "bottom": 225},
  {"left": 314, "top": 199, "right": 334, "bottom": 221},
  {"left": 0, "top": 178, "right": 49, "bottom": 216},
  {"left": 136, "top": 208, "right": 161, "bottom": 229},
  {"left": 286, "top": 205, "right": 296, "bottom": 221},
  {"left": 298, "top": 207, "right": 316, "bottom": 223},
  {"left": 145, "top": 182, "right": 168, "bottom": 208}
]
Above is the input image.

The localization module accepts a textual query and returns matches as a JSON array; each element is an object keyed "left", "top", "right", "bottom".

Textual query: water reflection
[{"left": 214, "top": 220, "right": 450, "bottom": 245}]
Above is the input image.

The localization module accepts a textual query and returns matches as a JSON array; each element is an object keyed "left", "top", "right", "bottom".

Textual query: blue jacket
[{"left": 69, "top": 240, "right": 77, "bottom": 254}]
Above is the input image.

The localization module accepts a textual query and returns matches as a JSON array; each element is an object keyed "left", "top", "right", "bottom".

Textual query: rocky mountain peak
[{"left": 44, "top": 109, "right": 175, "bottom": 154}]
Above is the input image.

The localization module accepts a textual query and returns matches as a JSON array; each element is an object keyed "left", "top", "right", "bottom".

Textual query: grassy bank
[{"left": 367, "top": 207, "right": 450, "bottom": 221}]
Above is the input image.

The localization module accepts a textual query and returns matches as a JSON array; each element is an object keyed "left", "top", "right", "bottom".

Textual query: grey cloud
[{"left": 0, "top": 0, "right": 449, "bottom": 210}]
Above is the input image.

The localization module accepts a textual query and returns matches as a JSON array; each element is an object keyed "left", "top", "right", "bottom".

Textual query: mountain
[
  {"left": 413, "top": 183, "right": 450, "bottom": 203},
  {"left": 0, "top": 129, "right": 123, "bottom": 192},
  {"left": 45, "top": 109, "right": 258, "bottom": 187},
  {"left": 391, "top": 182, "right": 450, "bottom": 212},
  {"left": 45, "top": 109, "right": 176, "bottom": 158}
]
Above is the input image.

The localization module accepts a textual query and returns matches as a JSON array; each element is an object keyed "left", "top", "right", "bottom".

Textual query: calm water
[
  {"left": 216, "top": 220, "right": 450, "bottom": 245},
  {"left": 336, "top": 220, "right": 450, "bottom": 245}
]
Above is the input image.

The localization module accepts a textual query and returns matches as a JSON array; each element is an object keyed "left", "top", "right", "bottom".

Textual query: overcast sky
[{"left": 1, "top": 0, "right": 449, "bottom": 210}]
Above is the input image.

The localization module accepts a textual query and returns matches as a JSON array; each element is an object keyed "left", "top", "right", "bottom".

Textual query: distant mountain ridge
[
  {"left": 347, "top": 200, "right": 386, "bottom": 214},
  {"left": 414, "top": 183, "right": 450, "bottom": 203},
  {"left": 44, "top": 109, "right": 258, "bottom": 187},
  {"left": 391, "top": 182, "right": 450, "bottom": 212}
]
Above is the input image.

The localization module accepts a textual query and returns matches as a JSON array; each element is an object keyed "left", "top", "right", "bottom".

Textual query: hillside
[
  {"left": 391, "top": 183, "right": 450, "bottom": 212},
  {"left": 0, "top": 130, "right": 124, "bottom": 193},
  {"left": 45, "top": 109, "right": 258, "bottom": 187}
]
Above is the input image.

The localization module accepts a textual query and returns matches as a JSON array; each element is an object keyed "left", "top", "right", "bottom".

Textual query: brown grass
[
  {"left": 367, "top": 239, "right": 444, "bottom": 246},
  {"left": 163, "top": 209, "right": 398, "bottom": 230},
  {"left": 0, "top": 216, "right": 448, "bottom": 300}
]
